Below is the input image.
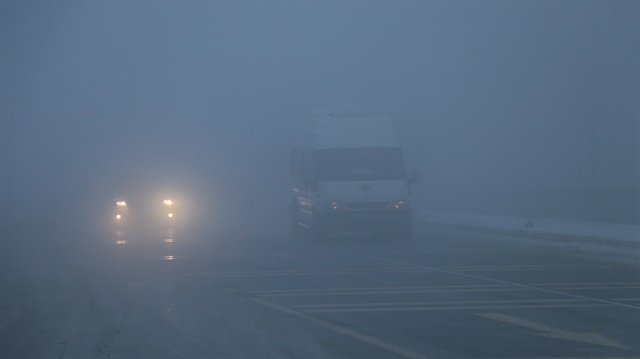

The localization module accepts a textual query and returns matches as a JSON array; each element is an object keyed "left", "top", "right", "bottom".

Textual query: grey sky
[{"left": 1, "top": 1, "right": 638, "bottom": 227}]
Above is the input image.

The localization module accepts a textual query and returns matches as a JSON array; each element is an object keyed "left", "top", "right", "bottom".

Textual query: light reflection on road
[
  {"left": 114, "top": 228, "right": 127, "bottom": 245},
  {"left": 110, "top": 226, "right": 180, "bottom": 261},
  {"left": 163, "top": 227, "right": 175, "bottom": 260}
]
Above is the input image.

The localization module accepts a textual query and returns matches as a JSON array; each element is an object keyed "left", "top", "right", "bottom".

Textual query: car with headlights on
[{"left": 111, "top": 195, "right": 183, "bottom": 231}]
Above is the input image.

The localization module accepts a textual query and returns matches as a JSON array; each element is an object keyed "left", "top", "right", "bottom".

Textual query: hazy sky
[{"left": 1, "top": 1, "right": 638, "bottom": 226}]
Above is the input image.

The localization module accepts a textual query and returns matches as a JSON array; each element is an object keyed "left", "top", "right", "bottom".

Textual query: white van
[{"left": 289, "top": 106, "right": 419, "bottom": 240}]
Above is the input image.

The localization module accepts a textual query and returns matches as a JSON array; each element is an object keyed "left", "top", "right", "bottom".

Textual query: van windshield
[{"left": 315, "top": 148, "right": 407, "bottom": 181}]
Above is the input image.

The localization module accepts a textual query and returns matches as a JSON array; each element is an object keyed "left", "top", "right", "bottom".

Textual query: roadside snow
[{"left": 417, "top": 211, "right": 639, "bottom": 245}]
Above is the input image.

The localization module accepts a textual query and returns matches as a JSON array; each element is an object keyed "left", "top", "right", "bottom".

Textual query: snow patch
[{"left": 418, "top": 211, "right": 639, "bottom": 245}]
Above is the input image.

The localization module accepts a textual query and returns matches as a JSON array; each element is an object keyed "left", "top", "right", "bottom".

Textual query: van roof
[{"left": 300, "top": 115, "right": 400, "bottom": 149}]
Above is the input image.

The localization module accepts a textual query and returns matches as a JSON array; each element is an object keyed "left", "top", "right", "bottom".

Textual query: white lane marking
[
  {"left": 254, "top": 297, "right": 431, "bottom": 359},
  {"left": 182, "top": 254, "right": 297, "bottom": 258},
  {"left": 304, "top": 244, "right": 640, "bottom": 311},
  {"left": 253, "top": 283, "right": 640, "bottom": 295},
  {"left": 551, "top": 286, "right": 640, "bottom": 291},
  {"left": 506, "top": 357, "right": 639, "bottom": 359},
  {"left": 259, "top": 287, "right": 527, "bottom": 297},
  {"left": 195, "top": 265, "right": 626, "bottom": 278},
  {"left": 441, "top": 264, "right": 617, "bottom": 271},
  {"left": 203, "top": 266, "right": 405, "bottom": 275},
  {"left": 534, "top": 282, "right": 640, "bottom": 286},
  {"left": 192, "top": 267, "right": 435, "bottom": 278},
  {"left": 440, "top": 267, "right": 619, "bottom": 273},
  {"left": 304, "top": 303, "right": 612, "bottom": 313},
  {"left": 294, "top": 298, "right": 587, "bottom": 309},
  {"left": 478, "top": 312, "right": 629, "bottom": 350},
  {"left": 394, "top": 249, "right": 499, "bottom": 254},
  {"left": 254, "top": 284, "right": 507, "bottom": 294},
  {"left": 432, "top": 269, "right": 640, "bottom": 310}
]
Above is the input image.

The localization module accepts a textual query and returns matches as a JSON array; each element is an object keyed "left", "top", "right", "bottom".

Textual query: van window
[{"left": 314, "top": 148, "right": 407, "bottom": 181}]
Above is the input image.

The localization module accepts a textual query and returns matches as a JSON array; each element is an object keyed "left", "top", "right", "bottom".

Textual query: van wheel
[
  {"left": 290, "top": 204, "right": 304, "bottom": 239},
  {"left": 396, "top": 220, "right": 413, "bottom": 241},
  {"left": 310, "top": 228, "right": 327, "bottom": 241},
  {"left": 309, "top": 210, "right": 326, "bottom": 240},
  {"left": 291, "top": 219, "right": 304, "bottom": 239},
  {"left": 310, "top": 226, "right": 326, "bottom": 241}
]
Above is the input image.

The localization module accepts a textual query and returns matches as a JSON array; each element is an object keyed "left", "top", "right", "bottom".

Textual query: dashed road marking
[
  {"left": 253, "top": 283, "right": 507, "bottom": 294},
  {"left": 254, "top": 297, "right": 431, "bottom": 359},
  {"left": 294, "top": 298, "right": 588, "bottom": 309},
  {"left": 304, "top": 244, "right": 640, "bottom": 311},
  {"left": 550, "top": 285, "right": 640, "bottom": 291},
  {"left": 192, "top": 266, "right": 435, "bottom": 278},
  {"left": 478, "top": 312, "right": 629, "bottom": 350},
  {"left": 440, "top": 264, "right": 618, "bottom": 272},
  {"left": 257, "top": 286, "right": 526, "bottom": 297},
  {"left": 302, "top": 303, "right": 612, "bottom": 313},
  {"left": 534, "top": 282, "right": 640, "bottom": 286},
  {"left": 507, "top": 357, "right": 639, "bottom": 359}
]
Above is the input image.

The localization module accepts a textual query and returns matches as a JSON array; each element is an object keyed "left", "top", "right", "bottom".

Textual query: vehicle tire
[
  {"left": 396, "top": 219, "right": 413, "bottom": 241},
  {"left": 310, "top": 226, "right": 326, "bottom": 241},
  {"left": 309, "top": 210, "right": 326, "bottom": 240},
  {"left": 290, "top": 202, "right": 304, "bottom": 239},
  {"left": 291, "top": 219, "right": 304, "bottom": 239}
]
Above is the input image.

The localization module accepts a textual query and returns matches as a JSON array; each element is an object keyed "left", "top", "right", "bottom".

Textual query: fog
[{"left": 2, "top": 2, "right": 638, "bottom": 233}]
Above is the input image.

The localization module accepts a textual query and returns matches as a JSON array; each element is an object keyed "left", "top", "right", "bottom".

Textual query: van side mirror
[{"left": 409, "top": 169, "right": 420, "bottom": 184}]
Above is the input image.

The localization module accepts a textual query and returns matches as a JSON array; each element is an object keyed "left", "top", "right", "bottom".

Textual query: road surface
[{"left": 1, "top": 223, "right": 638, "bottom": 358}]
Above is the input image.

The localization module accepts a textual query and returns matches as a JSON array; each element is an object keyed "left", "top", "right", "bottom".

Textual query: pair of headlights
[
  {"left": 116, "top": 199, "right": 173, "bottom": 207},
  {"left": 114, "top": 199, "right": 175, "bottom": 220},
  {"left": 115, "top": 212, "right": 174, "bottom": 220},
  {"left": 322, "top": 200, "right": 408, "bottom": 210}
]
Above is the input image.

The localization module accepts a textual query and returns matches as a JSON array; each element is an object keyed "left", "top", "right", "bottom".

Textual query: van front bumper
[{"left": 314, "top": 209, "right": 412, "bottom": 233}]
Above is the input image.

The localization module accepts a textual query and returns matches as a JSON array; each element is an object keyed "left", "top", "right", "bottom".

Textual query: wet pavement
[{"left": 1, "top": 223, "right": 638, "bottom": 358}]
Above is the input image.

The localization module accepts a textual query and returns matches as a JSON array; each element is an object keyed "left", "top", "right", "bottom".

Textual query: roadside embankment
[{"left": 417, "top": 211, "right": 639, "bottom": 260}]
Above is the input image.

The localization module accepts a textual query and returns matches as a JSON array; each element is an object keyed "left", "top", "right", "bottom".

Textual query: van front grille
[{"left": 345, "top": 202, "right": 388, "bottom": 210}]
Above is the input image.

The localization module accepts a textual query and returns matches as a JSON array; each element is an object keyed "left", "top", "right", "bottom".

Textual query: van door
[{"left": 290, "top": 149, "right": 315, "bottom": 229}]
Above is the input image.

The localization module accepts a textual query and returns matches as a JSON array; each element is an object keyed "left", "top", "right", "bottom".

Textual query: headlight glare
[
  {"left": 391, "top": 199, "right": 408, "bottom": 209},
  {"left": 323, "top": 200, "right": 343, "bottom": 210}
]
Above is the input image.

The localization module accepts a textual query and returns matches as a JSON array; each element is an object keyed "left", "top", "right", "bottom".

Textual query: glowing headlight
[
  {"left": 116, "top": 201, "right": 127, "bottom": 207},
  {"left": 391, "top": 200, "right": 408, "bottom": 209},
  {"left": 167, "top": 213, "right": 173, "bottom": 218},
  {"left": 163, "top": 199, "right": 173, "bottom": 205},
  {"left": 323, "top": 200, "right": 343, "bottom": 210},
  {"left": 115, "top": 214, "right": 122, "bottom": 219}
]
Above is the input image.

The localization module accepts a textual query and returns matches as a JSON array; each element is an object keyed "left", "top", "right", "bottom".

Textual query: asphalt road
[{"left": 1, "top": 222, "right": 638, "bottom": 358}]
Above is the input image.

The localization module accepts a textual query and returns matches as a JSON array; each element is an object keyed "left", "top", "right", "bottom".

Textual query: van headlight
[
  {"left": 391, "top": 199, "right": 408, "bottom": 209},
  {"left": 323, "top": 200, "right": 343, "bottom": 210}
]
